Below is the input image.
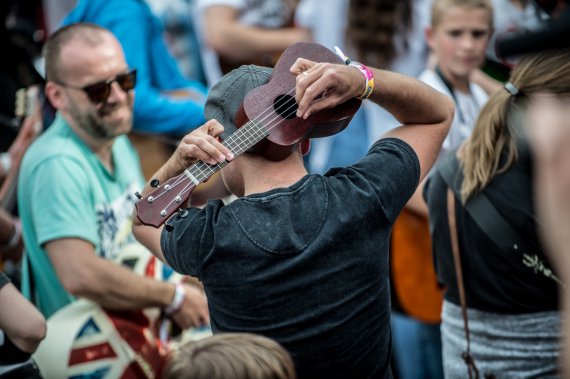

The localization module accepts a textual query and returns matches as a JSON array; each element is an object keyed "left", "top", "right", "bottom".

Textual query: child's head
[
  {"left": 163, "top": 333, "right": 297, "bottom": 379},
  {"left": 426, "top": 0, "right": 493, "bottom": 82}
]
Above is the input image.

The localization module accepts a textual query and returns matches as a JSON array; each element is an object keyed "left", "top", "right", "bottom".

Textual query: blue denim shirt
[{"left": 162, "top": 138, "right": 420, "bottom": 379}]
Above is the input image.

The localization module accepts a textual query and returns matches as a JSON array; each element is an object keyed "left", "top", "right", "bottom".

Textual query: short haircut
[
  {"left": 431, "top": 0, "right": 493, "bottom": 28},
  {"left": 163, "top": 333, "right": 296, "bottom": 379},
  {"left": 43, "top": 23, "right": 111, "bottom": 82}
]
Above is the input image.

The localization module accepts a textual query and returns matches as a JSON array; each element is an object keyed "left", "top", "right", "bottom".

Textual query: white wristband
[
  {"left": 0, "top": 153, "right": 11, "bottom": 175},
  {"left": 164, "top": 284, "right": 185, "bottom": 315}
]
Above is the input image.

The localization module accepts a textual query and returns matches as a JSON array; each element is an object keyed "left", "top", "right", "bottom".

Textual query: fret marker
[{"left": 184, "top": 169, "right": 200, "bottom": 185}]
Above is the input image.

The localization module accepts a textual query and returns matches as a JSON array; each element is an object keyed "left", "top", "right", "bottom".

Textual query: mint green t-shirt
[{"left": 18, "top": 114, "right": 145, "bottom": 318}]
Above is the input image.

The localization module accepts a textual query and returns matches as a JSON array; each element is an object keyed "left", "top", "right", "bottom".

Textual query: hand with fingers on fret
[{"left": 166, "top": 120, "right": 235, "bottom": 179}]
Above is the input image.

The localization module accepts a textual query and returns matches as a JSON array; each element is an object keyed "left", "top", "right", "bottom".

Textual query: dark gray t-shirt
[{"left": 162, "top": 138, "right": 420, "bottom": 379}]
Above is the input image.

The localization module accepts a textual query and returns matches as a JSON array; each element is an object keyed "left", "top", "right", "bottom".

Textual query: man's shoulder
[
  {"left": 327, "top": 138, "right": 420, "bottom": 195},
  {"left": 24, "top": 122, "right": 84, "bottom": 169},
  {"left": 349, "top": 138, "right": 420, "bottom": 194},
  {"left": 367, "top": 137, "right": 418, "bottom": 162}
]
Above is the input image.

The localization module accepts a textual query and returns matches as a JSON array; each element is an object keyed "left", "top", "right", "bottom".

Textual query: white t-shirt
[
  {"left": 194, "top": 0, "right": 295, "bottom": 86},
  {"left": 419, "top": 69, "right": 489, "bottom": 157}
]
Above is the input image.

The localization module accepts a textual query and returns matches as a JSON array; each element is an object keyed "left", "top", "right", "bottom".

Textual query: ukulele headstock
[{"left": 135, "top": 174, "right": 196, "bottom": 227}]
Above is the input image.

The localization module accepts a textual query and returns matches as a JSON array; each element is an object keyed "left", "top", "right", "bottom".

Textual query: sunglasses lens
[
  {"left": 81, "top": 70, "right": 136, "bottom": 104},
  {"left": 117, "top": 70, "right": 137, "bottom": 92},
  {"left": 84, "top": 82, "right": 111, "bottom": 104}
]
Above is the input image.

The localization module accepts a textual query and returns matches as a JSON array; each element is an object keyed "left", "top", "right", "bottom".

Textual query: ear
[
  {"left": 301, "top": 138, "right": 311, "bottom": 156},
  {"left": 425, "top": 26, "right": 436, "bottom": 51},
  {"left": 45, "top": 81, "right": 65, "bottom": 111}
]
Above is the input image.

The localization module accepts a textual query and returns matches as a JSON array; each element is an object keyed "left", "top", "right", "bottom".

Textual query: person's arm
[
  {"left": 132, "top": 120, "right": 234, "bottom": 260},
  {"left": 405, "top": 179, "right": 429, "bottom": 217},
  {"left": 470, "top": 68, "right": 502, "bottom": 96},
  {"left": 528, "top": 96, "right": 570, "bottom": 279},
  {"left": 0, "top": 209, "right": 22, "bottom": 262},
  {"left": 292, "top": 59, "right": 455, "bottom": 182},
  {"left": 528, "top": 94, "right": 570, "bottom": 377},
  {"left": 0, "top": 280, "right": 46, "bottom": 354},
  {"left": 203, "top": 5, "right": 311, "bottom": 62},
  {"left": 45, "top": 238, "right": 209, "bottom": 328}
]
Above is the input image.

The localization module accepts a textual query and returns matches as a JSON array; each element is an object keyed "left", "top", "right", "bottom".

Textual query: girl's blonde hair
[{"left": 459, "top": 48, "right": 570, "bottom": 202}]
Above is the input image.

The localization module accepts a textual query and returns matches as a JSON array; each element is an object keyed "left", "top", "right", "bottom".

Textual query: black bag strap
[
  {"left": 438, "top": 152, "right": 564, "bottom": 290},
  {"left": 439, "top": 153, "right": 498, "bottom": 379},
  {"left": 446, "top": 188, "right": 480, "bottom": 379},
  {"left": 437, "top": 152, "right": 541, "bottom": 258}
]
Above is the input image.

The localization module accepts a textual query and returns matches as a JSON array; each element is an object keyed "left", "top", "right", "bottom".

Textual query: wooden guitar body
[{"left": 391, "top": 209, "right": 444, "bottom": 324}]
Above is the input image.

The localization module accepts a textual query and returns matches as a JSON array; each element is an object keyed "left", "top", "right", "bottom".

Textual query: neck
[
  {"left": 65, "top": 115, "right": 115, "bottom": 172},
  {"left": 241, "top": 154, "right": 308, "bottom": 196},
  {"left": 438, "top": 66, "right": 470, "bottom": 94}
]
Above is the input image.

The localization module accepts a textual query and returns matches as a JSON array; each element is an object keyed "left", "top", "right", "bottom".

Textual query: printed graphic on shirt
[
  {"left": 95, "top": 182, "right": 139, "bottom": 260},
  {"left": 240, "top": 0, "right": 293, "bottom": 28}
]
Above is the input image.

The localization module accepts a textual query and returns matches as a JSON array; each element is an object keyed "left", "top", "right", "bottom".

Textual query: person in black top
[
  {"left": 133, "top": 55, "right": 453, "bottom": 378},
  {"left": 424, "top": 48, "right": 570, "bottom": 377},
  {"left": 0, "top": 272, "right": 46, "bottom": 378}
]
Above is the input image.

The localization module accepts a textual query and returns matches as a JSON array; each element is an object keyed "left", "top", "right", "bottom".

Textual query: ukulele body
[
  {"left": 136, "top": 42, "right": 361, "bottom": 227},
  {"left": 236, "top": 42, "right": 361, "bottom": 161}
]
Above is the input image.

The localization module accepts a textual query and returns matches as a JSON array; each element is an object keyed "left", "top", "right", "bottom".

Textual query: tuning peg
[
  {"left": 134, "top": 191, "right": 142, "bottom": 199},
  {"left": 150, "top": 179, "right": 160, "bottom": 188},
  {"left": 165, "top": 222, "right": 174, "bottom": 232}
]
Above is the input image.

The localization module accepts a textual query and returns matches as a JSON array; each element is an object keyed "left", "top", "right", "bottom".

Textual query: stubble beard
[{"left": 70, "top": 99, "right": 133, "bottom": 140}]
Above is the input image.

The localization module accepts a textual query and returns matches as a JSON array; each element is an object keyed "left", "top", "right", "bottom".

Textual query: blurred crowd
[{"left": 1, "top": 0, "right": 569, "bottom": 378}]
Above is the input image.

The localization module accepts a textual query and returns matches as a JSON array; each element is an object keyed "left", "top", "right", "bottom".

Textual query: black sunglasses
[{"left": 56, "top": 69, "right": 137, "bottom": 104}]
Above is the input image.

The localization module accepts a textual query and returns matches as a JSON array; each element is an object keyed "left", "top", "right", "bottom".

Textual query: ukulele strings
[
  {"left": 152, "top": 84, "right": 303, "bottom": 210},
  {"left": 169, "top": 86, "right": 300, "bottom": 195}
]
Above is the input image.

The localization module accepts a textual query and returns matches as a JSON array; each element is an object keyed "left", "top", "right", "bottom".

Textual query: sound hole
[{"left": 273, "top": 94, "right": 298, "bottom": 120}]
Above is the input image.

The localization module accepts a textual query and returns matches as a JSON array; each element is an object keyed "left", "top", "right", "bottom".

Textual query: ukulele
[{"left": 136, "top": 42, "right": 361, "bottom": 227}]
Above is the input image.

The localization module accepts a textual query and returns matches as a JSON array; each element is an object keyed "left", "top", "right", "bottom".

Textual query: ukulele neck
[{"left": 186, "top": 119, "right": 269, "bottom": 184}]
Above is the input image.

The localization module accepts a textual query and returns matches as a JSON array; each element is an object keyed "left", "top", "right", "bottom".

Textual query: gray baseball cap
[{"left": 204, "top": 65, "right": 273, "bottom": 140}]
